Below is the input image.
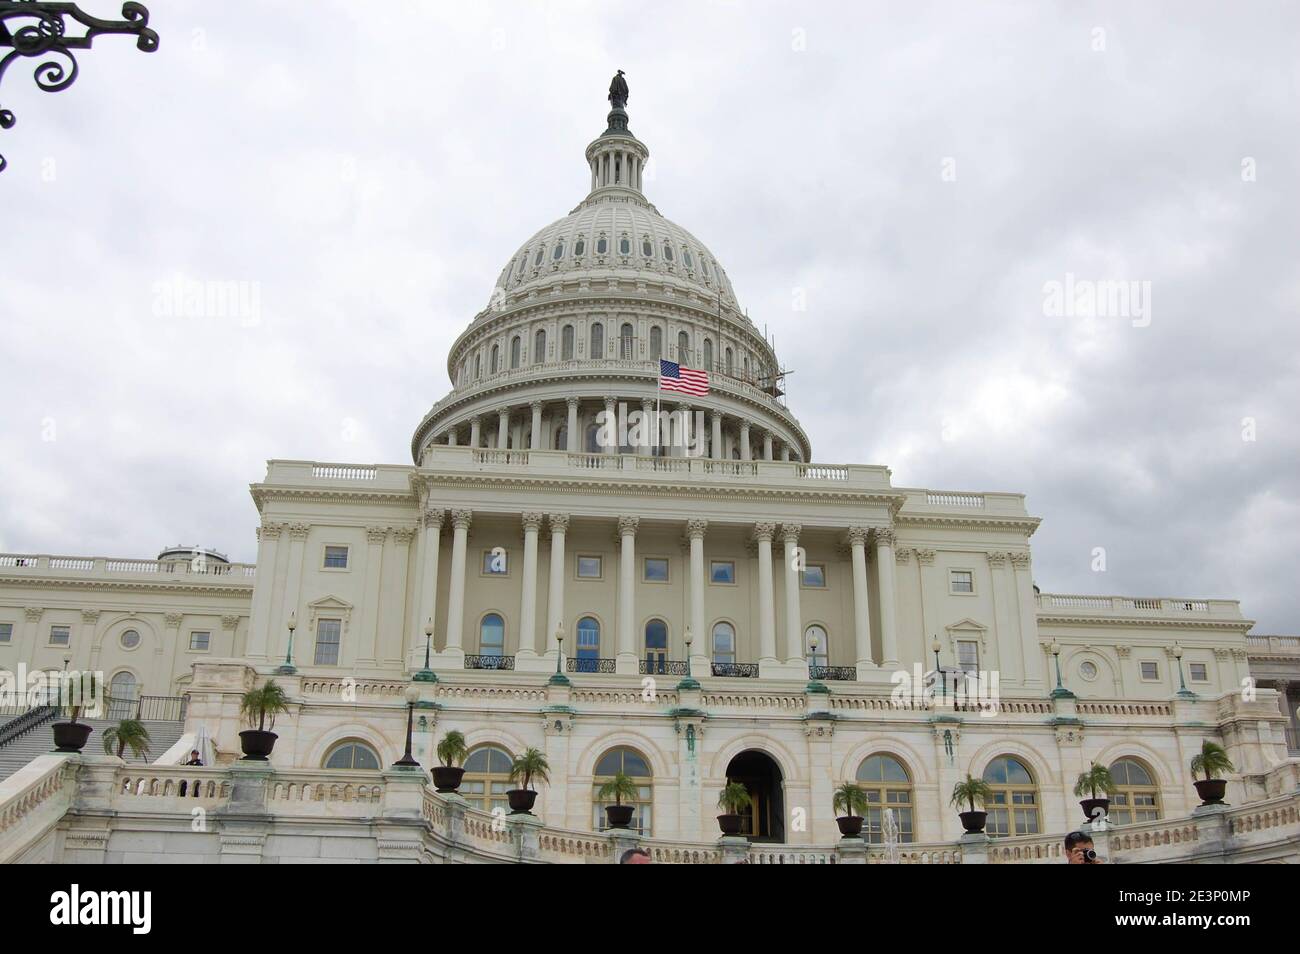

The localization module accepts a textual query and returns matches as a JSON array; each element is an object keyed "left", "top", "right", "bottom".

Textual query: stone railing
[
  {"left": 1035, "top": 593, "right": 1242, "bottom": 619},
  {"left": 1247, "top": 635, "right": 1300, "bottom": 656},
  {"left": 0, "top": 553, "right": 256, "bottom": 580},
  {"left": 0, "top": 754, "right": 76, "bottom": 863}
]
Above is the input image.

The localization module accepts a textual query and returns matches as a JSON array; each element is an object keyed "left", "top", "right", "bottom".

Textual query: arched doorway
[{"left": 724, "top": 750, "right": 785, "bottom": 843}]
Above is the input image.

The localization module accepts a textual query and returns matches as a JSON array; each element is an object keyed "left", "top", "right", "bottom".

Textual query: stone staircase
[{"left": 0, "top": 712, "right": 186, "bottom": 782}]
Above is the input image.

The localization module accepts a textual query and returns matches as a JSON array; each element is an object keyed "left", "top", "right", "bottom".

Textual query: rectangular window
[
  {"left": 1139, "top": 660, "right": 1159, "bottom": 680},
  {"left": 949, "top": 570, "right": 974, "bottom": 594},
  {"left": 189, "top": 631, "right": 211, "bottom": 652},
  {"left": 576, "top": 555, "right": 602, "bottom": 579},
  {"left": 314, "top": 618, "right": 342, "bottom": 666},
  {"left": 482, "top": 550, "right": 508, "bottom": 575},
  {"left": 957, "top": 640, "right": 979, "bottom": 673},
  {"left": 49, "top": 625, "right": 70, "bottom": 646},
  {"left": 323, "top": 545, "right": 349, "bottom": 569},
  {"left": 1189, "top": 662, "right": 1208, "bottom": 682},
  {"left": 0, "top": 622, "right": 12, "bottom": 644},
  {"left": 709, "top": 560, "right": 735, "bottom": 584},
  {"left": 801, "top": 564, "right": 826, "bottom": 588},
  {"left": 643, "top": 557, "right": 669, "bottom": 582}
]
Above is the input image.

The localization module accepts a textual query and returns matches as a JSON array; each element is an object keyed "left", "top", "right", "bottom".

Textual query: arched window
[
  {"left": 804, "top": 624, "right": 828, "bottom": 668},
  {"left": 592, "top": 746, "right": 653, "bottom": 834},
  {"left": 663, "top": 241, "right": 674, "bottom": 262},
  {"left": 597, "top": 235, "right": 608, "bottom": 255},
  {"left": 324, "top": 740, "right": 380, "bottom": 771},
  {"left": 620, "top": 322, "right": 635, "bottom": 359},
  {"left": 575, "top": 616, "right": 601, "bottom": 671},
  {"left": 561, "top": 324, "right": 575, "bottom": 360},
  {"left": 701, "top": 257, "right": 711, "bottom": 279},
  {"left": 677, "top": 330, "right": 690, "bottom": 363},
  {"left": 743, "top": 355, "right": 750, "bottom": 380},
  {"left": 585, "top": 423, "right": 602, "bottom": 453},
  {"left": 711, "top": 622, "right": 735, "bottom": 664},
  {"left": 1109, "top": 758, "right": 1161, "bottom": 825},
  {"left": 552, "top": 240, "right": 565, "bottom": 260},
  {"left": 490, "top": 344, "right": 499, "bottom": 374},
  {"left": 474, "top": 354, "right": 482, "bottom": 379},
  {"left": 510, "top": 336, "right": 521, "bottom": 369},
  {"left": 856, "top": 754, "right": 914, "bottom": 844},
  {"left": 983, "top": 756, "right": 1040, "bottom": 837},
  {"left": 108, "top": 671, "right": 138, "bottom": 720},
  {"left": 725, "top": 348, "right": 734, "bottom": 375},
  {"left": 642, "top": 238, "right": 654, "bottom": 258},
  {"left": 534, "top": 328, "right": 546, "bottom": 364},
  {"left": 574, "top": 237, "right": 585, "bottom": 257},
  {"left": 619, "top": 236, "right": 630, "bottom": 255},
  {"left": 590, "top": 322, "right": 604, "bottom": 359},
  {"left": 554, "top": 425, "right": 568, "bottom": 451},
  {"left": 683, "top": 248, "right": 693, "bottom": 269},
  {"left": 703, "top": 338, "right": 713, "bottom": 370},
  {"left": 644, "top": 619, "right": 668, "bottom": 673},
  {"left": 650, "top": 326, "right": 662, "bottom": 359},
  {"left": 503, "top": 261, "right": 514, "bottom": 285},
  {"left": 533, "top": 246, "right": 545, "bottom": 267},
  {"left": 479, "top": 613, "right": 505, "bottom": 657},
  {"left": 463, "top": 745, "right": 513, "bottom": 815}
]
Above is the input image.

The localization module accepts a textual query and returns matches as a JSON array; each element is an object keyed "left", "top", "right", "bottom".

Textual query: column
[
  {"left": 546, "top": 514, "right": 569, "bottom": 656},
  {"left": 782, "top": 445, "right": 792, "bottom": 462},
  {"left": 875, "top": 529, "right": 900, "bottom": 668},
  {"left": 603, "top": 396, "right": 617, "bottom": 453},
  {"left": 447, "top": 428, "right": 458, "bottom": 447},
  {"left": 518, "top": 513, "right": 543, "bottom": 660},
  {"left": 410, "top": 508, "right": 443, "bottom": 668},
  {"left": 497, "top": 408, "right": 509, "bottom": 448},
  {"left": 469, "top": 416, "right": 482, "bottom": 449},
  {"left": 847, "top": 527, "right": 875, "bottom": 674},
  {"left": 280, "top": 524, "right": 309, "bottom": 661},
  {"left": 443, "top": 510, "right": 472, "bottom": 653},
  {"left": 675, "top": 403, "right": 691, "bottom": 458},
  {"left": 1010, "top": 552, "right": 1044, "bottom": 686},
  {"left": 740, "top": 421, "right": 752, "bottom": 461},
  {"left": 754, "top": 523, "right": 778, "bottom": 667},
  {"left": 781, "top": 523, "right": 803, "bottom": 665},
  {"left": 530, "top": 402, "right": 543, "bottom": 449},
  {"left": 381, "top": 528, "right": 413, "bottom": 666},
  {"left": 687, "top": 520, "right": 708, "bottom": 657},
  {"left": 566, "top": 397, "right": 579, "bottom": 452},
  {"left": 616, "top": 516, "right": 638, "bottom": 671},
  {"left": 246, "top": 522, "right": 282, "bottom": 659},
  {"left": 357, "top": 526, "right": 387, "bottom": 666},
  {"left": 762, "top": 431, "right": 773, "bottom": 461},
  {"left": 639, "top": 399, "right": 654, "bottom": 456},
  {"left": 711, "top": 412, "right": 723, "bottom": 460}
]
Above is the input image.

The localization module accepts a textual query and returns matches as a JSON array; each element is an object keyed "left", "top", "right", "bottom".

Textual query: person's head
[
  {"left": 1064, "top": 831, "right": 1095, "bottom": 864},
  {"left": 619, "top": 847, "right": 651, "bottom": 865},
  {"left": 190, "top": 750, "right": 200, "bottom": 759}
]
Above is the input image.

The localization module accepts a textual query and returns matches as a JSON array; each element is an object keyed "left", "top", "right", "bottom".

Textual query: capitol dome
[{"left": 411, "top": 78, "right": 809, "bottom": 465}]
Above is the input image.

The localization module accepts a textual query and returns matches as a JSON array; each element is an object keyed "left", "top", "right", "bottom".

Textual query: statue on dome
[{"left": 608, "top": 69, "right": 629, "bottom": 109}]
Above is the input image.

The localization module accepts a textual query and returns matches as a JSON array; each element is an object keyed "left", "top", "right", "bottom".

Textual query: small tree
[
  {"left": 833, "top": 781, "right": 870, "bottom": 818},
  {"left": 239, "top": 680, "right": 290, "bottom": 732},
  {"left": 950, "top": 774, "right": 993, "bottom": 813},
  {"left": 1190, "top": 740, "right": 1235, "bottom": 781},
  {"left": 509, "top": 747, "right": 550, "bottom": 791},
  {"left": 436, "top": 730, "right": 468, "bottom": 768},
  {"left": 717, "top": 780, "right": 753, "bottom": 815},
  {"left": 1073, "top": 761, "right": 1117, "bottom": 799},
  {"left": 102, "top": 719, "right": 152, "bottom": 760},
  {"left": 597, "top": 772, "right": 639, "bottom": 808},
  {"left": 60, "top": 671, "right": 101, "bottom": 724}
]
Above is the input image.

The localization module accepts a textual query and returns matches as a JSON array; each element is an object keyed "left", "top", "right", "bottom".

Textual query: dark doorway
[{"left": 724, "top": 750, "right": 785, "bottom": 843}]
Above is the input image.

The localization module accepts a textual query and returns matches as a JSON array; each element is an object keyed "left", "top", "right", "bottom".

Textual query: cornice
[
  {"left": 250, "top": 484, "right": 417, "bottom": 511},
  {"left": 894, "top": 513, "right": 1042, "bottom": 535},
  {"left": 1035, "top": 611, "right": 1253, "bottom": 633},
  {"left": 0, "top": 576, "right": 255, "bottom": 597}
]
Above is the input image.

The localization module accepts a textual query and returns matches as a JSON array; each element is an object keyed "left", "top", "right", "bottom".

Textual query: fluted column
[
  {"left": 497, "top": 408, "right": 509, "bottom": 448},
  {"left": 762, "top": 431, "right": 773, "bottom": 461},
  {"left": 529, "top": 402, "right": 543, "bottom": 449},
  {"left": 603, "top": 396, "right": 617, "bottom": 453},
  {"left": 754, "top": 523, "right": 778, "bottom": 667},
  {"left": 847, "top": 527, "right": 875, "bottom": 675},
  {"left": 469, "top": 416, "right": 482, "bottom": 449},
  {"left": 546, "top": 514, "right": 569, "bottom": 656},
  {"left": 616, "top": 516, "right": 638, "bottom": 671},
  {"left": 357, "top": 526, "right": 387, "bottom": 665},
  {"left": 782, "top": 445, "right": 792, "bottom": 462},
  {"left": 781, "top": 523, "right": 803, "bottom": 665},
  {"left": 687, "top": 519, "right": 708, "bottom": 656},
  {"left": 247, "top": 522, "right": 282, "bottom": 659},
  {"left": 566, "top": 397, "right": 579, "bottom": 451},
  {"left": 447, "top": 429, "right": 458, "bottom": 447},
  {"left": 675, "top": 402, "right": 691, "bottom": 458},
  {"left": 517, "top": 512, "right": 543, "bottom": 660},
  {"left": 711, "top": 412, "right": 723, "bottom": 460},
  {"left": 409, "top": 508, "right": 444, "bottom": 668},
  {"left": 444, "top": 510, "right": 472, "bottom": 653},
  {"left": 639, "top": 399, "right": 654, "bottom": 456},
  {"left": 740, "top": 421, "right": 752, "bottom": 461},
  {"left": 875, "top": 529, "right": 900, "bottom": 668}
]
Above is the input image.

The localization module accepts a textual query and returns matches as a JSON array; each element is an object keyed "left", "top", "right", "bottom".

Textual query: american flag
[{"left": 659, "top": 359, "right": 710, "bottom": 396}]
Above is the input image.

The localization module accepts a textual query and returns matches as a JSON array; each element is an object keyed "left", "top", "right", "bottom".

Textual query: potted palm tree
[
  {"left": 597, "top": 772, "right": 639, "bottom": 829},
  {"left": 1074, "top": 761, "right": 1116, "bottom": 823},
  {"left": 51, "top": 671, "right": 100, "bottom": 753},
  {"left": 432, "top": 730, "right": 468, "bottom": 793},
  {"left": 716, "top": 780, "right": 752, "bottom": 836},
  {"left": 950, "top": 774, "right": 993, "bottom": 834},
  {"left": 238, "top": 679, "right": 290, "bottom": 760},
  {"left": 1190, "top": 739, "right": 1235, "bottom": 806},
  {"left": 102, "top": 719, "right": 152, "bottom": 761},
  {"left": 506, "top": 747, "right": 550, "bottom": 814},
  {"left": 833, "top": 781, "right": 869, "bottom": 838}
]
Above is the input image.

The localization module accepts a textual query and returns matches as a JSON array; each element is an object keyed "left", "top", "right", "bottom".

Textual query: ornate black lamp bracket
[{"left": 0, "top": 1, "right": 158, "bottom": 171}]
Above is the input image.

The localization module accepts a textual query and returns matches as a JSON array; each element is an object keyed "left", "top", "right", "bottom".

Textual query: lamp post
[
  {"left": 392, "top": 684, "right": 422, "bottom": 769},
  {"left": 805, "top": 630, "right": 827, "bottom": 693},
  {"left": 677, "top": 625, "right": 700, "bottom": 690},
  {"left": 277, "top": 613, "right": 297, "bottom": 674},
  {"left": 1172, "top": 642, "right": 1196, "bottom": 699},
  {"left": 414, "top": 617, "right": 437, "bottom": 683},
  {"left": 548, "top": 623, "right": 569, "bottom": 686},
  {"left": 1049, "top": 640, "right": 1074, "bottom": 699},
  {"left": 931, "top": 637, "right": 945, "bottom": 703}
]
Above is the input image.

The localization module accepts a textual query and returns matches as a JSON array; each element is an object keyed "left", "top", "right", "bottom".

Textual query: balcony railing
[
  {"left": 810, "top": 665, "right": 857, "bottom": 681},
  {"left": 464, "top": 654, "right": 515, "bottom": 671},
  {"left": 0, "top": 554, "right": 256, "bottom": 579},
  {"left": 568, "top": 657, "right": 617, "bottom": 674},
  {"left": 711, "top": 662, "right": 759, "bottom": 678},
  {"left": 1248, "top": 635, "right": 1300, "bottom": 656},
  {"left": 1035, "top": 592, "right": 1242, "bottom": 619},
  {"left": 639, "top": 659, "right": 689, "bottom": 676}
]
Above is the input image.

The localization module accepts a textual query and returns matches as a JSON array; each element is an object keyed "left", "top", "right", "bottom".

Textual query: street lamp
[
  {"left": 414, "top": 617, "right": 437, "bottom": 683},
  {"left": 805, "top": 630, "right": 827, "bottom": 693},
  {"left": 277, "top": 613, "right": 297, "bottom": 674},
  {"left": 1172, "top": 642, "right": 1196, "bottom": 699},
  {"left": 931, "top": 637, "right": 945, "bottom": 702},
  {"left": 392, "top": 684, "right": 422, "bottom": 769},
  {"left": 676, "top": 625, "right": 701, "bottom": 690},
  {"left": 548, "top": 622, "right": 569, "bottom": 686},
  {"left": 1049, "top": 640, "right": 1074, "bottom": 699}
]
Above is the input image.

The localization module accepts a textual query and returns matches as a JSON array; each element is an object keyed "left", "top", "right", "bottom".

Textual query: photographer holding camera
[{"left": 1065, "top": 831, "right": 1104, "bottom": 864}]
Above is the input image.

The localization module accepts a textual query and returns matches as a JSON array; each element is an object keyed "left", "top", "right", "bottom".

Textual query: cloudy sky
[{"left": 1, "top": 1, "right": 1296, "bottom": 631}]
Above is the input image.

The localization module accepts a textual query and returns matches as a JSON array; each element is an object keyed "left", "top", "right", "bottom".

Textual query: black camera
[{"left": 1082, "top": 848, "right": 1098, "bottom": 863}]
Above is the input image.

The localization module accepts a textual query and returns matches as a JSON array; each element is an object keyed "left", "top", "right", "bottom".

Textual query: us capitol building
[{"left": 1, "top": 76, "right": 1297, "bottom": 864}]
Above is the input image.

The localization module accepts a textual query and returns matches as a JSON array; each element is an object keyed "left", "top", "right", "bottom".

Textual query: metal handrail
[{"left": 0, "top": 705, "right": 57, "bottom": 746}]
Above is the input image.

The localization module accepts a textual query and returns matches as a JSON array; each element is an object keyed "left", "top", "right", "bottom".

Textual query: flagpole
[{"left": 655, "top": 362, "right": 661, "bottom": 457}]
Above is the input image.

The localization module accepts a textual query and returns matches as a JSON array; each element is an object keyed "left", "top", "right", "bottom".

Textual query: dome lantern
[{"left": 585, "top": 70, "right": 649, "bottom": 198}]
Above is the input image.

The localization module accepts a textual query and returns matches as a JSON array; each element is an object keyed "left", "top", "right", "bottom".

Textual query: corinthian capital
[
  {"left": 845, "top": 526, "right": 870, "bottom": 548},
  {"left": 874, "top": 528, "right": 896, "bottom": 548},
  {"left": 423, "top": 508, "right": 445, "bottom": 530},
  {"left": 522, "top": 512, "right": 546, "bottom": 533},
  {"left": 548, "top": 513, "right": 570, "bottom": 534},
  {"left": 618, "top": 516, "right": 640, "bottom": 537},
  {"left": 686, "top": 519, "right": 708, "bottom": 540},
  {"left": 451, "top": 509, "right": 473, "bottom": 531},
  {"left": 752, "top": 522, "right": 776, "bottom": 543}
]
